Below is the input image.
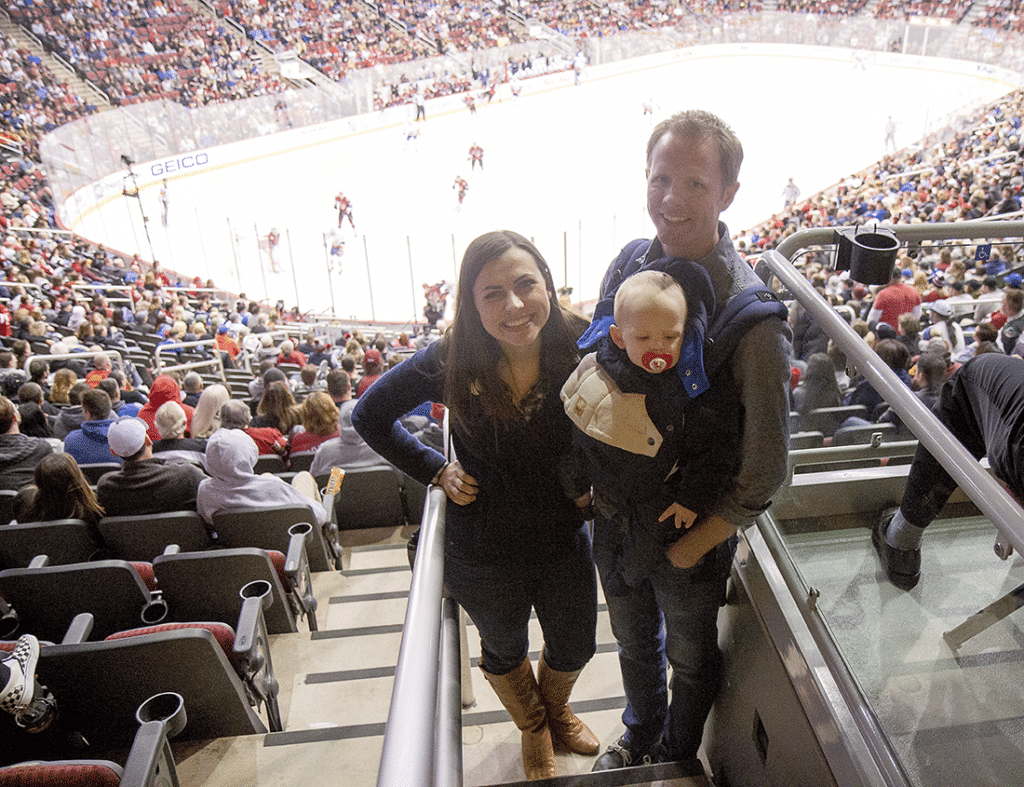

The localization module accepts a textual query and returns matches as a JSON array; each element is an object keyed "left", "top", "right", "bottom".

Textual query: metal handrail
[
  {"left": 764, "top": 219, "right": 1024, "bottom": 557},
  {"left": 24, "top": 349, "right": 124, "bottom": 375},
  {"left": 377, "top": 485, "right": 462, "bottom": 787},
  {"left": 788, "top": 440, "right": 919, "bottom": 473},
  {"left": 152, "top": 339, "right": 226, "bottom": 381}
]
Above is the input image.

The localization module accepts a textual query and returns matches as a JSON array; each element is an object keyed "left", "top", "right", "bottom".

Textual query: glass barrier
[{"left": 760, "top": 221, "right": 1024, "bottom": 786}]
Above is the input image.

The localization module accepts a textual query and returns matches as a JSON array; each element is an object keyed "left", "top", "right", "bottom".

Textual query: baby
[{"left": 562, "top": 263, "right": 737, "bottom": 591}]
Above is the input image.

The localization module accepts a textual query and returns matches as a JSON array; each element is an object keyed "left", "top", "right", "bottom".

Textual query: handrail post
[{"left": 377, "top": 485, "right": 450, "bottom": 787}]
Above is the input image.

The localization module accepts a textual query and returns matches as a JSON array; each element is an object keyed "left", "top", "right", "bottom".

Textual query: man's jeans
[{"left": 595, "top": 518, "right": 735, "bottom": 761}]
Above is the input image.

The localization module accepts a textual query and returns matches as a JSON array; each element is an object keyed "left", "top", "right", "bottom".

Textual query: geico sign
[{"left": 150, "top": 153, "right": 210, "bottom": 176}]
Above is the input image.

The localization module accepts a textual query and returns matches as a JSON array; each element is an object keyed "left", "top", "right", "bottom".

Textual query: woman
[
  {"left": 352, "top": 231, "right": 598, "bottom": 781},
  {"left": 253, "top": 380, "right": 301, "bottom": 436},
  {"left": 290, "top": 392, "right": 339, "bottom": 453},
  {"left": 793, "top": 352, "right": 843, "bottom": 417},
  {"left": 191, "top": 383, "right": 231, "bottom": 439},
  {"left": 47, "top": 368, "right": 78, "bottom": 406},
  {"left": 16, "top": 453, "right": 105, "bottom": 532},
  {"left": 136, "top": 375, "right": 194, "bottom": 441},
  {"left": 153, "top": 400, "right": 208, "bottom": 464}
]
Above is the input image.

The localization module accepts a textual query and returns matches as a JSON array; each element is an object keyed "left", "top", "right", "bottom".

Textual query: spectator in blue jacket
[{"left": 63, "top": 388, "right": 121, "bottom": 466}]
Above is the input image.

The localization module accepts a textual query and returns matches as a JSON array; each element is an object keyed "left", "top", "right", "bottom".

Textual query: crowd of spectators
[
  {"left": 971, "top": 0, "right": 1024, "bottom": 32},
  {"left": 5, "top": 0, "right": 287, "bottom": 107}
]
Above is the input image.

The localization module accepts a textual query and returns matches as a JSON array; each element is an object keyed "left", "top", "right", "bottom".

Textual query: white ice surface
[{"left": 69, "top": 48, "right": 1018, "bottom": 324}]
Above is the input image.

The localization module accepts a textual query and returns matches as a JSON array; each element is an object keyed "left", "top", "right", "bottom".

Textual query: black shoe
[
  {"left": 872, "top": 508, "right": 920, "bottom": 590},
  {"left": 591, "top": 736, "right": 658, "bottom": 772}
]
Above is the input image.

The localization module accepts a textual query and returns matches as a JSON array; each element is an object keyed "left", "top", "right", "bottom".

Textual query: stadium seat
[
  {"left": 288, "top": 450, "right": 317, "bottom": 472},
  {"left": 253, "top": 454, "right": 287, "bottom": 474},
  {"left": 0, "top": 558, "right": 169, "bottom": 642},
  {"left": 0, "top": 691, "right": 187, "bottom": 782},
  {"left": 799, "top": 405, "right": 869, "bottom": 436},
  {"left": 211, "top": 505, "right": 335, "bottom": 571},
  {"left": 0, "top": 490, "right": 19, "bottom": 525},
  {"left": 97, "top": 510, "right": 215, "bottom": 562},
  {"left": 36, "top": 624, "right": 270, "bottom": 749},
  {"left": 77, "top": 462, "right": 122, "bottom": 485},
  {"left": 0, "top": 519, "right": 103, "bottom": 569},
  {"left": 152, "top": 541, "right": 317, "bottom": 634},
  {"left": 316, "top": 467, "right": 406, "bottom": 532}
]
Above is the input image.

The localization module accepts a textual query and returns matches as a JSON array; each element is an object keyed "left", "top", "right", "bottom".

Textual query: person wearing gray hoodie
[{"left": 197, "top": 428, "right": 326, "bottom": 526}]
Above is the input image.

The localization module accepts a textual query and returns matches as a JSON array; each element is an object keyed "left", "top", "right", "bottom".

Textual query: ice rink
[{"left": 67, "top": 46, "right": 1019, "bottom": 323}]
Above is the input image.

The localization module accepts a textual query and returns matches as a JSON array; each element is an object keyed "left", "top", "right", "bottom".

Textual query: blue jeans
[
  {"left": 445, "top": 526, "right": 597, "bottom": 675},
  {"left": 594, "top": 518, "right": 735, "bottom": 761}
]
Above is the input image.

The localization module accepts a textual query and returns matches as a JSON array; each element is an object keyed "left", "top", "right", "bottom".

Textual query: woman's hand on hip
[{"left": 439, "top": 460, "right": 479, "bottom": 506}]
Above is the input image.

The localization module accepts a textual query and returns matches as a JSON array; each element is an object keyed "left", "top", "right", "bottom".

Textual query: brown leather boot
[
  {"left": 537, "top": 653, "right": 600, "bottom": 755},
  {"left": 480, "top": 658, "right": 556, "bottom": 781}
]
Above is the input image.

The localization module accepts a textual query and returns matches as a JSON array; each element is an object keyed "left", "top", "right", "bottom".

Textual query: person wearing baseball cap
[
  {"left": 356, "top": 348, "right": 385, "bottom": 397},
  {"left": 95, "top": 417, "right": 207, "bottom": 517}
]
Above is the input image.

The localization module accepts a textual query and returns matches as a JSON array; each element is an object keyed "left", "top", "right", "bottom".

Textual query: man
[
  {"left": 84, "top": 353, "right": 113, "bottom": 388},
  {"left": 0, "top": 394, "right": 52, "bottom": 492},
  {"left": 996, "top": 288, "right": 1024, "bottom": 354},
  {"left": 325, "top": 369, "right": 351, "bottom": 407},
  {"left": 53, "top": 381, "right": 91, "bottom": 440},
  {"left": 97, "top": 377, "right": 142, "bottom": 418},
  {"left": 987, "top": 185, "right": 1021, "bottom": 216},
  {"left": 96, "top": 417, "right": 207, "bottom": 517},
  {"left": 591, "top": 110, "right": 792, "bottom": 773},
  {"left": 0, "top": 351, "right": 25, "bottom": 399},
  {"left": 873, "top": 353, "right": 1024, "bottom": 590},
  {"left": 182, "top": 372, "right": 204, "bottom": 408},
  {"left": 64, "top": 389, "right": 120, "bottom": 466},
  {"left": 867, "top": 267, "right": 922, "bottom": 330},
  {"left": 974, "top": 277, "right": 1002, "bottom": 324}
]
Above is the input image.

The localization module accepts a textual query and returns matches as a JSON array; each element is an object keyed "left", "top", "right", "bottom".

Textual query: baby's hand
[{"left": 658, "top": 504, "right": 698, "bottom": 530}]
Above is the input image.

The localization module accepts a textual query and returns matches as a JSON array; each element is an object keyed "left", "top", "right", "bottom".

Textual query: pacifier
[{"left": 641, "top": 352, "right": 673, "bottom": 373}]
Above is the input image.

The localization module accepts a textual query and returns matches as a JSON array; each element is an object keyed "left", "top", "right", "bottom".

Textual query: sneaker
[
  {"left": 591, "top": 736, "right": 658, "bottom": 772},
  {"left": 0, "top": 634, "right": 39, "bottom": 714},
  {"left": 872, "top": 508, "right": 920, "bottom": 590}
]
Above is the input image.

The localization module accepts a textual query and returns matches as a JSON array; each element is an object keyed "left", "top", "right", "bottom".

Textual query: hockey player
[
  {"left": 469, "top": 143, "right": 484, "bottom": 170},
  {"left": 335, "top": 192, "right": 355, "bottom": 229},
  {"left": 453, "top": 176, "right": 469, "bottom": 206}
]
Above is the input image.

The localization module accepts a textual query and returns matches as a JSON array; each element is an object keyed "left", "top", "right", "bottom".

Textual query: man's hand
[{"left": 666, "top": 514, "right": 737, "bottom": 569}]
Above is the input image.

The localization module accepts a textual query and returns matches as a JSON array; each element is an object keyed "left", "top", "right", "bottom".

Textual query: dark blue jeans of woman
[{"left": 444, "top": 526, "right": 597, "bottom": 675}]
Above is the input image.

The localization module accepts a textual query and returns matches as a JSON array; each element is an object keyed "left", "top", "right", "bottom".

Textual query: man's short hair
[
  {"left": 300, "top": 364, "right": 318, "bottom": 386},
  {"left": 1005, "top": 289, "right": 1024, "bottom": 312},
  {"left": 68, "top": 381, "right": 92, "bottom": 406},
  {"left": 0, "top": 396, "right": 16, "bottom": 433},
  {"left": 94, "top": 354, "right": 112, "bottom": 370},
  {"left": 18, "top": 382, "right": 42, "bottom": 404},
  {"left": 28, "top": 359, "right": 48, "bottom": 381},
  {"left": 81, "top": 388, "right": 112, "bottom": 420},
  {"left": 326, "top": 369, "right": 350, "bottom": 399},
  {"left": 0, "top": 351, "right": 13, "bottom": 369},
  {"left": 97, "top": 377, "right": 120, "bottom": 400},
  {"left": 183, "top": 371, "right": 203, "bottom": 393},
  {"left": 340, "top": 355, "right": 355, "bottom": 373},
  {"left": 916, "top": 353, "right": 947, "bottom": 387},
  {"left": 646, "top": 109, "right": 743, "bottom": 186}
]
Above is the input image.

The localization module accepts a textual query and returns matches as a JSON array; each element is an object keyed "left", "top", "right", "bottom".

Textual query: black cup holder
[{"left": 136, "top": 692, "right": 187, "bottom": 738}]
